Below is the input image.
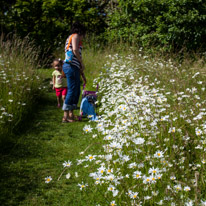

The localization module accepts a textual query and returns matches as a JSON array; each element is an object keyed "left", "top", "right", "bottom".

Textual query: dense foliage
[
  {"left": 1, "top": 0, "right": 206, "bottom": 55},
  {"left": 0, "top": 0, "right": 108, "bottom": 56},
  {"left": 106, "top": 0, "right": 206, "bottom": 51}
]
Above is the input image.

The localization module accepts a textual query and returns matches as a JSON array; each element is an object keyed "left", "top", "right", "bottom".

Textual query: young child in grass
[{"left": 52, "top": 59, "right": 67, "bottom": 108}]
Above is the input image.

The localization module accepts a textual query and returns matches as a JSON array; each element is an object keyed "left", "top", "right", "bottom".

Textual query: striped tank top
[{"left": 65, "top": 34, "right": 82, "bottom": 69}]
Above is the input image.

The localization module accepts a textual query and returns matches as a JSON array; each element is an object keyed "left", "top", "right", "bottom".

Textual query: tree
[
  {"left": 106, "top": 0, "right": 206, "bottom": 51},
  {"left": 0, "top": 0, "right": 109, "bottom": 58}
]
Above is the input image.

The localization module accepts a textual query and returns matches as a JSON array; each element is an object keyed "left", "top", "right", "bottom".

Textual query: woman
[{"left": 62, "top": 22, "right": 86, "bottom": 122}]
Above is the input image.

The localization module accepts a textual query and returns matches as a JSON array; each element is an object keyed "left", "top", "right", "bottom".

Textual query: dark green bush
[{"left": 106, "top": 0, "right": 206, "bottom": 52}]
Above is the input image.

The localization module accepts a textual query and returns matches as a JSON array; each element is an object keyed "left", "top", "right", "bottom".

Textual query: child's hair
[{"left": 52, "top": 58, "right": 63, "bottom": 67}]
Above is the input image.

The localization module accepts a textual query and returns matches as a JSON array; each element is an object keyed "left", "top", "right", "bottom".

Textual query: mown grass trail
[{"left": 0, "top": 68, "right": 100, "bottom": 206}]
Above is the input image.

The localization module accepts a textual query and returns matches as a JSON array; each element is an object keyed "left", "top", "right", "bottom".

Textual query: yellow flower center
[
  {"left": 89, "top": 156, "right": 93, "bottom": 159},
  {"left": 136, "top": 174, "right": 139, "bottom": 178}
]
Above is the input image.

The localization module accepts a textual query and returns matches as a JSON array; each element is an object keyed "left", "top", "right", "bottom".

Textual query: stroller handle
[{"left": 83, "top": 84, "right": 99, "bottom": 91}]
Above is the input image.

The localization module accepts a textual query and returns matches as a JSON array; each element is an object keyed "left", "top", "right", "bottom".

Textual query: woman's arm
[
  {"left": 72, "top": 34, "right": 85, "bottom": 71},
  {"left": 80, "top": 71, "right": 87, "bottom": 85}
]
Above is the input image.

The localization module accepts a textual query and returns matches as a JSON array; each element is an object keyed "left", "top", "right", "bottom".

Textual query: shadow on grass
[
  {"left": 0, "top": 90, "right": 82, "bottom": 206},
  {"left": 0, "top": 83, "right": 99, "bottom": 206}
]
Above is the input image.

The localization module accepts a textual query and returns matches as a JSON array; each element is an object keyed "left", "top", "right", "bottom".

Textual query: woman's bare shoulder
[{"left": 72, "top": 33, "right": 79, "bottom": 39}]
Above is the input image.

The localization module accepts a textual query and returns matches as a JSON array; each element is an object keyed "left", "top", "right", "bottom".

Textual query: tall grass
[
  {"left": 0, "top": 35, "right": 45, "bottom": 144},
  {"left": 61, "top": 47, "right": 206, "bottom": 205}
]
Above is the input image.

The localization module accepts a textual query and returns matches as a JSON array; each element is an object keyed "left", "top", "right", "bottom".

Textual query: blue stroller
[{"left": 79, "top": 84, "right": 98, "bottom": 121}]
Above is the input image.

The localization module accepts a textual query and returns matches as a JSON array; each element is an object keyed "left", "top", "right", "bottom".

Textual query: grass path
[{"left": 0, "top": 68, "right": 100, "bottom": 206}]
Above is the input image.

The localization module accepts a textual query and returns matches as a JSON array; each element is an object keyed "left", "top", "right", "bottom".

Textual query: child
[{"left": 52, "top": 59, "right": 67, "bottom": 108}]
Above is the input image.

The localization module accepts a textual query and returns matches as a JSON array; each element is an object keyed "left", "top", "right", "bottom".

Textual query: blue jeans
[{"left": 62, "top": 63, "right": 80, "bottom": 111}]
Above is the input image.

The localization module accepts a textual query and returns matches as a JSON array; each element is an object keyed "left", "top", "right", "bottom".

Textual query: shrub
[{"left": 106, "top": 0, "right": 206, "bottom": 52}]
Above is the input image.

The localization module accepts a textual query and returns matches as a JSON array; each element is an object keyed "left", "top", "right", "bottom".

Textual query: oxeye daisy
[
  {"left": 110, "top": 200, "right": 116, "bottom": 206},
  {"left": 108, "top": 184, "right": 115, "bottom": 191},
  {"left": 201, "top": 200, "right": 206, "bottom": 205},
  {"left": 83, "top": 125, "right": 93, "bottom": 133},
  {"left": 78, "top": 182, "right": 88, "bottom": 190},
  {"left": 195, "top": 128, "right": 202, "bottom": 136},
  {"left": 45, "top": 176, "right": 52, "bottom": 183},
  {"left": 149, "top": 167, "right": 160, "bottom": 175},
  {"left": 154, "top": 150, "right": 164, "bottom": 158},
  {"left": 170, "top": 176, "right": 176, "bottom": 180},
  {"left": 169, "top": 127, "right": 175, "bottom": 133},
  {"left": 66, "top": 173, "right": 71, "bottom": 179},
  {"left": 143, "top": 176, "right": 151, "bottom": 184},
  {"left": 132, "top": 193, "right": 138, "bottom": 199},
  {"left": 133, "top": 171, "right": 142, "bottom": 179},
  {"left": 128, "top": 162, "right": 137, "bottom": 169},
  {"left": 156, "top": 174, "right": 162, "bottom": 180},
  {"left": 75, "top": 172, "right": 79, "bottom": 178},
  {"left": 184, "top": 186, "right": 191, "bottom": 191},
  {"left": 86, "top": 154, "right": 96, "bottom": 161},
  {"left": 174, "top": 184, "right": 182, "bottom": 191},
  {"left": 63, "top": 160, "right": 72, "bottom": 168},
  {"left": 129, "top": 191, "right": 138, "bottom": 199},
  {"left": 97, "top": 165, "right": 106, "bottom": 174}
]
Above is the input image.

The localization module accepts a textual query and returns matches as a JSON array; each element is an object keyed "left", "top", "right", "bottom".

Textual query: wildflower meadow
[
  {"left": 59, "top": 52, "right": 206, "bottom": 205},
  {"left": 0, "top": 36, "right": 45, "bottom": 143},
  {"left": 1, "top": 1, "right": 206, "bottom": 205}
]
